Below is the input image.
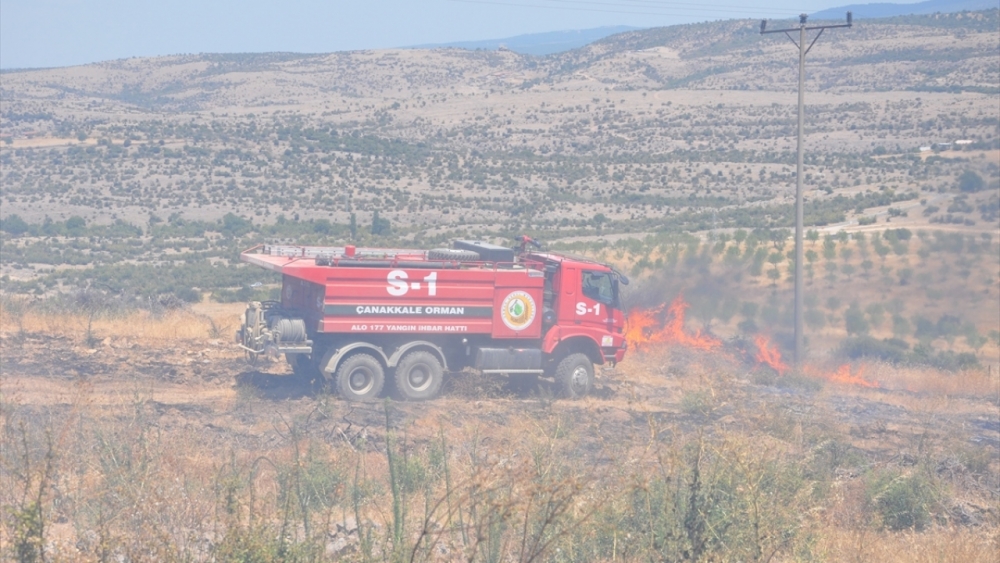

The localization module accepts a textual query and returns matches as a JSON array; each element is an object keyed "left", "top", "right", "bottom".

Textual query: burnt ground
[
  {"left": 2, "top": 328, "right": 1000, "bottom": 562},
  {"left": 2, "top": 330, "right": 997, "bottom": 472}
]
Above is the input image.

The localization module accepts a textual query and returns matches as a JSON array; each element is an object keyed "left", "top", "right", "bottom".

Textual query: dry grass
[
  {"left": 870, "top": 362, "right": 1000, "bottom": 398},
  {"left": 1, "top": 305, "right": 998, "bottom": 561},
  {"left": 816, "top": 527, "right": 1000, "bottom": 563},
  {"left": 0, "top": 301, "right": 243, "bottom": 344}
]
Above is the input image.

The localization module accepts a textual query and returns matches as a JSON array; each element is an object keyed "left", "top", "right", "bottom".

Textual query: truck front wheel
[
  {"left": 555, "top": 353, "right": 593, "bottom": 399},
  {"left": 336, "top": 354, "right": 385, "bottom": 402},
  {"left": 394, "top": 351, "right": 444, "bottom": 401}
]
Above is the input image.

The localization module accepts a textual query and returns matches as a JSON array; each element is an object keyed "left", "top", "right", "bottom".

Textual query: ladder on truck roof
[{"left": 251, "top": 244, "right": 428, "bottom": 260}]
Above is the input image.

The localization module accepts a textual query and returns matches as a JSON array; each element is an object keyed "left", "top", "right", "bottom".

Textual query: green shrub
[
  {"left": 844, "top": 302, "right": 870, "bottom": 335},
  {"left": 805, "top": 308, "right": 826, "bottom": 329},
  {"left": 681, "top": 391, "right": 714, "bottom": 416},
  {"left": 867, "top": 470, "right": 936, "bottom": 531},
  {"left": 839, "top": 336, "right": 908, "bottom": 363}
]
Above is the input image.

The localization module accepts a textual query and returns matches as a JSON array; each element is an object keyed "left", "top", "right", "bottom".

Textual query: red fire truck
[{"left": 237, "top": 238, "right": 628, "bottom": 401}]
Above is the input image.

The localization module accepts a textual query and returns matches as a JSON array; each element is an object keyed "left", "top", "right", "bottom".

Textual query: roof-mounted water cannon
[{"left": 517, "top": 235, "right": 542, "bottom": 253}]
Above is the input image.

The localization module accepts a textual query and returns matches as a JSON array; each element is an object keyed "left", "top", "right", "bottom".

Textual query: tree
[
  {"left": 805, "top": 249, "right": 818, "bottom": 283},
  {"left": 66, "top": 216, "right": 86, "bottom": 234},
  {"left": 769, "top": 229, "right": 789, "bottom": 251},
  {"left": 370, "top": 210, "right": 391, "bottom": 236},
  {"left": 958, "top": 170, "right": 984, "bottom": 193},
  {"left": 822, "top": 237, "right": 836, "bottom": 260},
  {"left": 0, "top": 214, "right": 30, "bottom": 235},
  {"left": 964, "top": 324, "right": 987, "bottom": 353},
  {"left": 805, "top": 308, "right": 826, "bottom": 329},
  {"left": 766, "top": 252, "right": 784, "bottom": 287},
  {"left": 860, "top": 259, "right": 874, "bottom": 280},
  {"left": 866, "top": 303, "right": 885, "bottom": 328},
  {"left": 824, "top": 261, "right": 838, "bottom": 284},
  {"left": 875, "top": 243, "right": 890, "bottom": 263},
  {"left": 844, "top": 302, "right": 869, "bottom": 335},
  {"left": 221, "top": 213, "right": 252, "bottom": 237},
  {"left": 734, "top": 229, "right": 747, "bottom": 245},
  {"left": 349, "top": 213, "right": 358, "bottom": 239},
  {"left": 890, "top": 315, "right": 910, "bottom": 339}
]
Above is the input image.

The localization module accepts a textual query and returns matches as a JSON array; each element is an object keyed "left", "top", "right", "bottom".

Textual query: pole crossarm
[
  {"left": 762, "top": 23, "right": 851, "bottom": 34},
  {"left": 805, "top": 28, "right": 825, "bottom": 55},
  {"left": 758, "top": 11, "right": 852, "bottom": 366}
]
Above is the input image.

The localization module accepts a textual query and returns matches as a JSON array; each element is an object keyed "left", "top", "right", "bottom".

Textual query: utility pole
[{"left": 761, "top": 12, "right": 851, "bottom": 366}]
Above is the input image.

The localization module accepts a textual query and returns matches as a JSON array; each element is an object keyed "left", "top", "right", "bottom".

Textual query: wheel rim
[
  {"left": 348, "top": 367, "right": 375, "bottom": 394},
  {"left": 570, "top": 366, "right": 589, "bottom": 392},
  {"left": 407, "top": 363, "right": 433, "bottom": 392}
]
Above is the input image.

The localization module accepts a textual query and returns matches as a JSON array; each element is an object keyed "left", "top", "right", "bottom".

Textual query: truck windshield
[{"left": 582, "top": 270, "right": 618, "bottom": 307}]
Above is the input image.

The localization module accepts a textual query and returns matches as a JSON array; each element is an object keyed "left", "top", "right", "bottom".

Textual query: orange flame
[
  {"left": 754, "top": 335, "right": 788, "bottom": 375},
  {"left": 625, "top": 296, "right": 879, "bottom": 389},
  {"left": 626, "top": 296, "right": 721, "bottom": 352},
  {"left": 823, "top": 364, "right": 879, "bottom": 388}
]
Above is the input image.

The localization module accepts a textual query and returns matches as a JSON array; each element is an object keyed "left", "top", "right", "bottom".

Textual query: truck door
[{"left": 576, "top": 269, "right": 617, "bottom": 329}]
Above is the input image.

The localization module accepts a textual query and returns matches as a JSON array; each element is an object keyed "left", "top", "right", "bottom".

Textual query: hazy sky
[{"left": 0, "top": 0, "right": 916, "bottom": 70}]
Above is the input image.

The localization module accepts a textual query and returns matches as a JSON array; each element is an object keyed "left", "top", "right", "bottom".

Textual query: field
[
  {"left": 1, "top": 8, "right": 999, "bottom": 562},
  {"left": 1, "top": 303, "right": 998, "bottom": 561}
]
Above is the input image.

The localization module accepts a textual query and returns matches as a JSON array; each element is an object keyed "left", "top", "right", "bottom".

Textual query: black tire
[
  {"left": 554, "top": 353, "right": 593, "bottom": 399},
  {"left": 394, "top": 351, "right": 444, "bottom": 401},
  {"left": 428, "top": 248, "right": 480, "bottom": 262},
  {"left": 336, "top": 354, "right": 385, "bottom": 402}
]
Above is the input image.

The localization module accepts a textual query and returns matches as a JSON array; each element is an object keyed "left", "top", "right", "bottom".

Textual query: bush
[
  {"left": 867, "top": 470, "right": 936, "bottom": 531},
  {"left": 844, "top": 302, "right": 869, "bottom": 335},
  {"left": 804, "top": 308, "right": 826, "bottom": 329},
  {"left": 925, "top": 351, "right": 980, "bottom": 371},
  {"left": 839, "top": 336, "right": 908, "bottom": 363},
  {"left": 1, "top": 214, "right": 30, "bottom": 235},
  {"left": 174, "top": 287, "right": 203, "bottom": 303},
  {"left": 737, "top": 318, "right": 758, "bottom": 334},
  {"left": 958, "top": 170, "right": 984, "bottom": 193}
]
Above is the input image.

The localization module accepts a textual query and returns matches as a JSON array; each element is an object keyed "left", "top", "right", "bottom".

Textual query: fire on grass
[
  {"left": 625, "top": 296, "right": 879, "bottom": 388},
  {"left": 624, "top": 296, "right": 721, "bottom": 352}
]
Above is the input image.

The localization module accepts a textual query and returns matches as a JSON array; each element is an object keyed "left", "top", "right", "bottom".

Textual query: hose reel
[{"left": 238, "top": 301, "right": 311, "bottom": 364}]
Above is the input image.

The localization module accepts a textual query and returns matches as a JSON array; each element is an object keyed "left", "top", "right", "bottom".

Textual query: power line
[
  {"left": 448, "top": 0, "right": 803, "bottom": 18},
  {"left": 516, "top": 0, "right": 797, "bottom": 15}
]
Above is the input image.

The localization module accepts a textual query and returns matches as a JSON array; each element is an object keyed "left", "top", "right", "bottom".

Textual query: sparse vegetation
[
  {"left": 1, "top": 306, "right": 997, "bottom": 562},
  {"left": 1, "top": 8, "right": 998, "bottom": 561}
]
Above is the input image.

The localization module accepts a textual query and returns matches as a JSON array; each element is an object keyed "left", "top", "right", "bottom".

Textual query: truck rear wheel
[
  {"left": 336, "top": 354, "right": 385, "bottom": 402},
  {"left": 394, "top": 351, "right": 444, "bottom": 401},
  {"left": 555, "top": 353, "right": 593, "bottom": 399}
]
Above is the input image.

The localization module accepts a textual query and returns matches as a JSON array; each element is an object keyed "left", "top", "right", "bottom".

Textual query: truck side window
[{"left": 582, "top": 270, "right": 616, "bottom": 306}]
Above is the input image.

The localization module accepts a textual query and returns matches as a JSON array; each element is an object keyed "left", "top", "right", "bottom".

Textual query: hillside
[
  {"left": 1, "top": 11, "right": 996, "bottom": 231},
  {"left": 0, "top": 10, "right": 998, "bottom": 363},
  {"left": 409, "top": 25, "right": 639, "bottom": 56}
]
